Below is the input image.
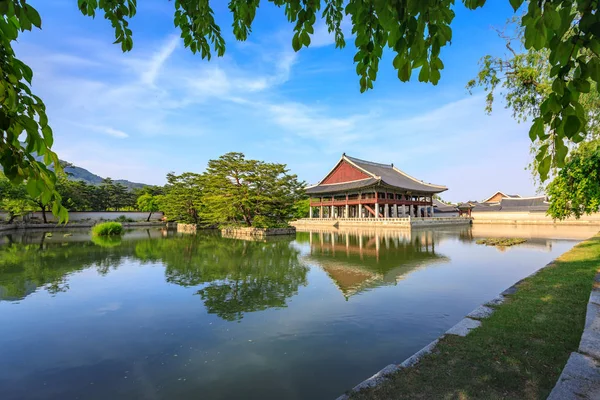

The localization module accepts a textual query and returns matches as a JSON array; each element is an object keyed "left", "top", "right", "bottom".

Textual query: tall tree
[
  {"left": 3, "top": 0, "right": 600, "bottom": 214},
  {"left": 201, "top": 152, "right": 304, "bottom": 227},
  {"left": 137, "top": 193, "right": 161, "bottom": 222},
  {"left": 160, "top": 172, "right": 204, "bottom": 224}
]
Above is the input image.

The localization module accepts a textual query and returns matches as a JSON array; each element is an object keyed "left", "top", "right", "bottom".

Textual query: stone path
[{"left": 547, "top": 272, "right": 600, "bottom": 400}]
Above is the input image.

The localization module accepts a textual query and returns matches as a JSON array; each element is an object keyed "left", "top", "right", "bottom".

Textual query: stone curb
[
  {"left": 334, "top": 261, "right": 557, "bottom": 399},
  {"left": 547, "top": 271, "right": 600, "bottom": 399}
]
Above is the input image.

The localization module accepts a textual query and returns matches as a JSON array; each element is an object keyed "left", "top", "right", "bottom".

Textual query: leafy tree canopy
[
  {"left": 201, "top": 152, "right": 305, "bottom": 227},
  {"left": 547, "top": 139, "right": 600, "bottom": 219},
  {"left": 160, "top": 172, "right": 205, "bottom": 224},
  {"left": 3, "top": 0, "right": 600, "bottom": 219}
]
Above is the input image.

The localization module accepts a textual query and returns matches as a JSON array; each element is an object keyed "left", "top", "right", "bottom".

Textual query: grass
[
  {"left": 91, "top": 222, "right": 124, "bottom": 236},
  {"left": 350, "top": 233, "right": 600, "bottom": 400},
  {"left": 476, "top": 238, "right": 528, "bottom": 247}
]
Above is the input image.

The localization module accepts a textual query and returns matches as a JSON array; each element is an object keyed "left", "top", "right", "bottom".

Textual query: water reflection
[
  {"left": 296, "top": 228, "right": 449, "bottom": 298},
  {"left": 0, "top": 229, "right": 308, "bottom": 322}
]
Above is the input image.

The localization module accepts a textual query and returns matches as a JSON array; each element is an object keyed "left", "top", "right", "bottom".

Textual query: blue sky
[{"left": 17, "top": 1, "right": 533, "bottom": 202}]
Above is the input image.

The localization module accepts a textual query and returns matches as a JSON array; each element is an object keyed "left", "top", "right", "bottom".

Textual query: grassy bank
[{"left": 351, "top": 233, "right": 600, "bottom": 400}]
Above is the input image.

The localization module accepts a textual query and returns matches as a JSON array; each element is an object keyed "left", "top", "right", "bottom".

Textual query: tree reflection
[
  {"left": 0, "top": 230, "right": 309, "bottom": 322},
  {"left": 135, "top": 234, "right": 308, "bottom": 321}
]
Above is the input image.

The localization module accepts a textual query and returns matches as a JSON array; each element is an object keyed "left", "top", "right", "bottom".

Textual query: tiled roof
[
  {"left": 305, "top": 178, "right": 379, "bottom": 194},
  {"left": 306, "top": 154, "right": 447, "bottom": 195},
  {"left": 432, "top": 198, "right": 457, "bottom": 212},
  {"left": 500, "top": 196, "right": 549, "bottom": 211}
]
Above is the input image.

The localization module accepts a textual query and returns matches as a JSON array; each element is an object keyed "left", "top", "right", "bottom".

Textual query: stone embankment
[
  {"left": 547, "top": 271, "right": 600, "bottom": 400},
  {"left": 176, "top": 223, "right": 200, "bottom": 234},
  {"left": 291, "top": 217, "right": 470, "bottom": 229},
  {"left": 220, "top": 227, "right": 296, "bottom": 239}
]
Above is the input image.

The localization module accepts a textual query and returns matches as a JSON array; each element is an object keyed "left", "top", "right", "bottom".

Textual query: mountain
[{"left": 62, "top": 162, "right": 149, "bottom": 190}]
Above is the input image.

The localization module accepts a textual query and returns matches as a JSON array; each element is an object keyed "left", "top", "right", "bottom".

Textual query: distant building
[
  {"left": 432, "top": 198, "right": 459, "bottom": 217},
  {"left": 482, "top": 191, "right": 522, "bottom": 204},
  {"left": 460, "top": 195, "right": 549, "bottom": 215},
  {"left": 306, "top": 154, "right": 447, "bottom": 219}
]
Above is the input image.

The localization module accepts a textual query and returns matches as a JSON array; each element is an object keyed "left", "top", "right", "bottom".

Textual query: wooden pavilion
[{"left": 306, "top": 154, "right": 447, "bottom": 219}]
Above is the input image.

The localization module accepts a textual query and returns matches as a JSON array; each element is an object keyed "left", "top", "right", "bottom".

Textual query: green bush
[
  {"left": 91, "top": 222, "right": 124, "bottom": 236},
  {"left": 114, "top": 215, "right": 135, "bottom": 223}
]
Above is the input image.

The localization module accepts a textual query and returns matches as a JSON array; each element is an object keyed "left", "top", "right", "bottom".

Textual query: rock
[
  {"left": 445, "top": 318, "right": 481, "bottom": 337},
  {"left": 466, "top": 305, "right": 495, "bottom": 320},
  {"left": 399, "top": 339, "right": 439, "bottom": 368}
]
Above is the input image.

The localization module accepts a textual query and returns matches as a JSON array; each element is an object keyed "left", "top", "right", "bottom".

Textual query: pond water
[{"left": 0, "top": 225, "right": 596, "bottom": 400}]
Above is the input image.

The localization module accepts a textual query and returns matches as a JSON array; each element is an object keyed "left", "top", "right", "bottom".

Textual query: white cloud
[
  {"left": 140, "top": 35, "right": 179, "bottom": 86},
  {"left": 103, "top": 127, "right": 129, "bottom": 138}
]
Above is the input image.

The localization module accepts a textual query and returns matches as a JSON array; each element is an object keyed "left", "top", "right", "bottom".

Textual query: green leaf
[
  {"left": 23, "top": 4, "right": 41, "bottom": 29},
  {"left": 573, "top": 78, "right": 591, "bottom": 93},
  {"left": 509, "top": 0, "right": 524, "bottom": 12},
  {"left": 26, "top": 179, "right": 41, "bottom": 198},
  {"left": 529, "top": 118, "right": 544, "bottom": 141},
  {"left": 564, "top": 115, "right": 582, "bottom": 138},
  {"left": 538, "top": 155, "right": 551, "bottom": 182},
  {"left": 555, "top": 138, "right": 568, "bottom": 168},
  {"left": 292, "top": 33, "right": 301, "bottom": 52},
  {"left": 418, "top": 64, "right": 429, "bottom": 82},
  {"left": 552, "top": 78, "right": 564, "bottom": 96}
]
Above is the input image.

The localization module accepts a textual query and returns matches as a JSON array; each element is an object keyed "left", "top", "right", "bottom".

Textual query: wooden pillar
[{"left": 331, "top": 196, "right": 335, "bottom": 219}]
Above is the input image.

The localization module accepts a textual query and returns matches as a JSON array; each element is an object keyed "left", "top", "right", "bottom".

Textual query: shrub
[
  {"left": 114, "top": 215, "right": 135, "bottom": 223},
  {"left": 92, "top": 222, "right": 124, "bottom": 236}
]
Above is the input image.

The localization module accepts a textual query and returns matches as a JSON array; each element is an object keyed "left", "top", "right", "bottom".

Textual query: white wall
[
  {"left": 0, "top": 211, "right": 164, "bottom": 223},
  {"left": 472, "top": 211, "right": 600, "bottom": 225}
]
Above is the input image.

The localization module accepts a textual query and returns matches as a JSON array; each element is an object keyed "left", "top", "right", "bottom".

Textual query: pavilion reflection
[{"left": 297, "top": 228, "right": 449, "bottom": 298}]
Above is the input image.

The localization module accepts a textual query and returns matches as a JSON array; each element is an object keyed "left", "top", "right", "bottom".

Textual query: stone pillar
[
  {"left": 375, "top": 202, "right": 379, "bottom": 219},
  {"left": 319, "top": 205, "right": 323, "bottom": 218},
  {"left": 345, "top": 204, "right": 349, "bottom": 219},
  {"left": 384, "top": 204, "right": 389, "bottom": 218},
  {"left": 430, "top": 205, "right": 434, "bottom": 217},
  {"left": 309, "top": 206, "right": 313, "bottom": 219},
  {"left": 401, "top": 204, "right": 405, "bottom": 217},
  {"left": 358, "top": 203, "right": 362, "bottom": 218}
]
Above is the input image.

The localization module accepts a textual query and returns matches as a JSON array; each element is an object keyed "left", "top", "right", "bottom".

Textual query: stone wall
[
  {"left": 472, "top": 211, "right": 600, "bottom": 225},
  {"left": 177, "top": 223, "right": 199, "bottom": 234},
  {"left": 291, "top": 217, "right": 470, "bottom": 228},
  {"left": 0, "top": 221, "right": 165, "bottom": 234},
  {"left": 411, "top": 217, "right": 471, "bottom": 227},
  {"left": 0, "top": 211, "right": 164, "bottom": 223},
  {"left": 220, "top": 227, "right": 296, "bottom": 238}
]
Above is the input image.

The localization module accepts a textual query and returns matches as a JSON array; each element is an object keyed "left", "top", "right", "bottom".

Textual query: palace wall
[
  {"left": 471, "top": 211, "right": 600, "bottom": 225},
  {"left": 0, "top": 211, "right": 164, "bottom": 223}
]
